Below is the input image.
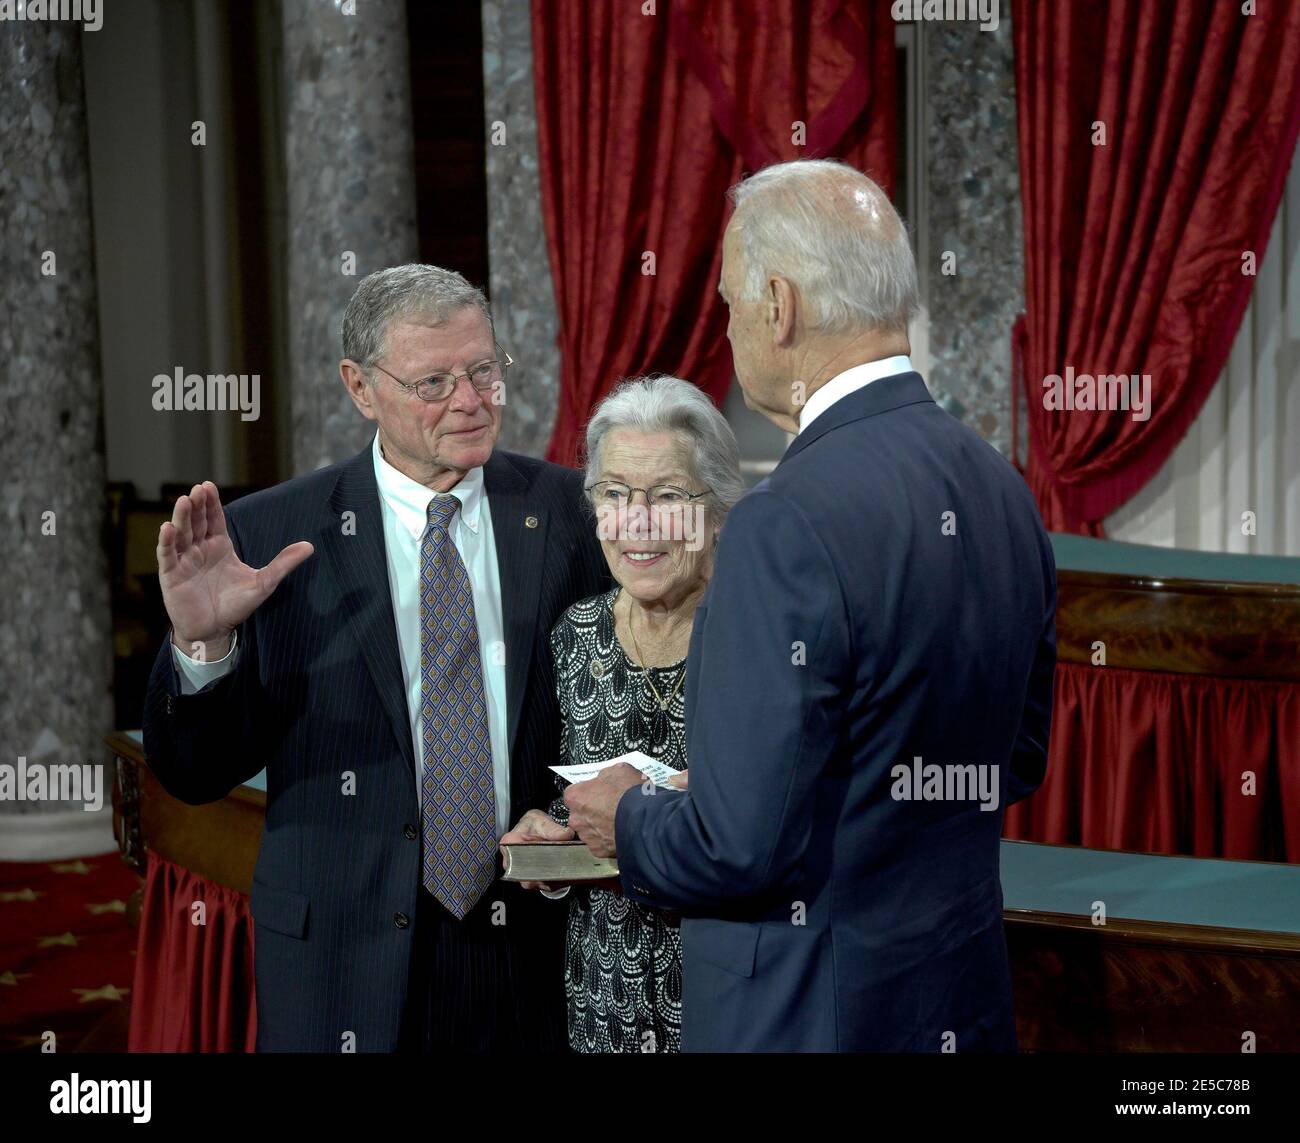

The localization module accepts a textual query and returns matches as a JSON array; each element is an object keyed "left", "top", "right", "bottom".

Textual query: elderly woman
[{"left": 504, "top": 374, "right": 744, "bottom": 1053}]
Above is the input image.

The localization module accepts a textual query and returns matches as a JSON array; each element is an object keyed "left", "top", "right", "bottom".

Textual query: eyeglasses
[
  {"left": 585, "top": 481, "right": 712, "bottom": 509},
  {"left": 371, "top": 351, "right": 513, "bottom": 402}
]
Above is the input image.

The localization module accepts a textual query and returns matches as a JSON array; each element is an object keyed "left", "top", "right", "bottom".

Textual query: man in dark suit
[
  {"left": 143, "top": 265, "right": 607, "bottom": 1052},
  {"left": 565, "top": 160, "right": 1056, "bottom": 1051}
]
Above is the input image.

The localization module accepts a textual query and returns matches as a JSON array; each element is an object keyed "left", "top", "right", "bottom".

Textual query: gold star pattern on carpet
[
  {"left": 0, "top": 888, "right": 43, "bottom": 903},
  {"left": 73, "top": 984, "right": 130, "bottom": 1004},
  {"left": 1, "top": 970, "right": 34, "bottom": 986},
  {"left": 50, "top": 860, "right": 94, "bottom": 875},
  {"left": 85, "top": 900, "right": 126, "bottom": 916},
  {"left": 37, "top": 932, "right": 79, "bottom": 949}
]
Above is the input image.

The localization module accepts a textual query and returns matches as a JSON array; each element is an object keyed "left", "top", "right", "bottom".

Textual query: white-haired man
[
  {"left": 144, "top": 265, "right": 608, "bottom": 1052},
  {"left": 566, "top": 160, "right": 1057, "bottom": 1052}
]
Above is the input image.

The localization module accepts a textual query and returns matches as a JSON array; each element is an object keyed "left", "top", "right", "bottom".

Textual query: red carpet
[{"left": 0, "top": 854, "right": 141, "bottom": 1052}]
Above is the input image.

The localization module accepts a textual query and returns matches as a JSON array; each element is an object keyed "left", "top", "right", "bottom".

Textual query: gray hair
[
  {"left": 583, "top": 375, "right": 745, "bottom": 523},
  {"left": 341, "top": 263, "right": 493, "bottom": 367},
  {"left": 727, "top": 159, "right": 919, "bottom": 336}
]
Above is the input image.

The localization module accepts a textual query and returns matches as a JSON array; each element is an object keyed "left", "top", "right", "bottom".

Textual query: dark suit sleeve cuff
[{"left": 615, "top": 784, "right": 682, "bottom": 907}]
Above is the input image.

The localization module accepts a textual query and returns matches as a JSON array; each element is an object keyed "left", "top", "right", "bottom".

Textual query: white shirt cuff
[{"left": 171, "top": 632, "right": 239, "bottom": 695}]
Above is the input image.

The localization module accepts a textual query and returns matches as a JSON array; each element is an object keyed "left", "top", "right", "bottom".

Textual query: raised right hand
[{"left": 157, "top": 481, "right": 314, "bottom": 660}]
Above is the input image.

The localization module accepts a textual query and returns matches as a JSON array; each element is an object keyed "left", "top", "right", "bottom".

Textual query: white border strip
[{"left": 0, "top": 807, "right": 118, "bottom": 862}]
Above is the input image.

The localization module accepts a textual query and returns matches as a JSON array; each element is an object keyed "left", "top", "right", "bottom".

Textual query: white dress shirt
[
  {"left": 798, "top": 355, "right": 915, "bottom": 434},
  {"left": 172, "top": 432, "right": 513, "bottom": 837}
]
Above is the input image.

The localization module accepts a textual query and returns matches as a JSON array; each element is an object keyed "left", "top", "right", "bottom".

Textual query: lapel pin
[{"left": 525, "top": 515, "right": 538, "bottom": 529}]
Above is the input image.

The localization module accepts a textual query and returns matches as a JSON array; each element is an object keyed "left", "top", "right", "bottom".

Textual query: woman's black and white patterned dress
[{"left": 547, "top": 587, "right": 687, "bottom": 1054}]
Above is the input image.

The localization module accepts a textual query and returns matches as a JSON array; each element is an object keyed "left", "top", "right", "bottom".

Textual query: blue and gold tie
[{"left": 419, "top": 495, "right": 496, "bottom": 919}]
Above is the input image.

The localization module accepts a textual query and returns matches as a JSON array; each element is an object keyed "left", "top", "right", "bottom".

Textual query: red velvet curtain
[
  {"left": 127, "top": 852, "right": 256, "bottom": 1052},
  {"left": 1004, "top": 663, "right": 1300, "bottom": 862},
  {"left": 1013, "top": 0, "right": 1300, "bottom": 532},
  {"left": 533, "top": 0, "right": 896, "bottom": 466}
]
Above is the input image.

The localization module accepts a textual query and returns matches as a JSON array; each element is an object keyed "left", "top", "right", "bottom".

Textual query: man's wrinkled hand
[{"left": 563, "top": 762, "right": 642, "bottom": 858}]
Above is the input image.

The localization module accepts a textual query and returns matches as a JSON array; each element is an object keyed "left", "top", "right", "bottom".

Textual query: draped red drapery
[
  {"left": 1004, "top": 662, "right": 1300, "bottom": 862},
  {"left": 127, "top": 852, "right": 256, "bottom": 1052},
  {"left": 1012, "top": 0, "right": 1300, "bottom": 532},
  {"left": 533, "top": 0, "right": 897, "bottom": 466}
]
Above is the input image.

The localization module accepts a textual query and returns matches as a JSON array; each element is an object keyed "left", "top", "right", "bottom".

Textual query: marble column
[
  {"left": 0, "top": 23, "right": 114, "bottom": 814},
  {"left": 481, "top": 0, "right": 561, "bottom": 459},
  {"left": 282, "top": 0, "right": 419, "bottom": 473},
  {"left": 924, "top": 16, "right": 1025, "bottom": 460}
]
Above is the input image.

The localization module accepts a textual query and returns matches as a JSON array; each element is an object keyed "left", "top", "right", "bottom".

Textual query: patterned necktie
[{"left": 419, "top": 494, "right": 496, "bottom": 919}]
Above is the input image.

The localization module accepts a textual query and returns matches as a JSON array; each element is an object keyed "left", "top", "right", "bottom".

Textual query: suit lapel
[
  {"left": 483, "top": 451, "right": 547, "bottom": 766},
  {"left": 314, "top": 446, "right": 550, "bottom": 798},
  {"left": 319, "top": 446, "right": 416, "bottom": 777}
]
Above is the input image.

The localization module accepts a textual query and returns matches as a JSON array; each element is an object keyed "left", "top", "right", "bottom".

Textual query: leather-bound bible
[{"left": 500, "top": 841, "right": 619, "bottom": 883}]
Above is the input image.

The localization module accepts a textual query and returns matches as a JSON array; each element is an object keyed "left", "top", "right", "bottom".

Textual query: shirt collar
[
  {"left": 797, "top": 355, "right": 914, "bottom": 434},
  {"left": 371, "top": 432, "right": 483, "bottom": 539}
]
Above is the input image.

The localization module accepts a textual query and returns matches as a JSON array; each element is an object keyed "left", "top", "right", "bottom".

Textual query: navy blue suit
[
  {"left": 616, "top": 371, "right": 1056, "bottom": 1052},
  {"left": 143, "top": 444, "right": 608, "bottom": 1052}
]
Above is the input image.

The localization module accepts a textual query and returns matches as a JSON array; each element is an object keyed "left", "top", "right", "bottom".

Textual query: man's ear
[
  {"left": 767, "top": 276, "right": 797, "bottom": 347},
  {"left": 340, "top": 359, "right": 377, "bottom": 421}
]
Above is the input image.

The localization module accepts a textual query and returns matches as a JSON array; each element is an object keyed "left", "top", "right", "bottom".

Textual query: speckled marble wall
[
  {"left": 282, "top": 0, "right": 419, "bottom": 473},
  {"left": 0, "top": 24, "right": 114, "bottom": 808},
  {"left": 481, "top": 0, "right": 561, "bottom": 459},
  {"left": 923, "top": 18, "right": 1025, "bottom": 460}
]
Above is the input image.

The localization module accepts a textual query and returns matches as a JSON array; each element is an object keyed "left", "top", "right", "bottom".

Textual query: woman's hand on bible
[{"left": 499, "top": 809, "right": 575, "bottom": 891}]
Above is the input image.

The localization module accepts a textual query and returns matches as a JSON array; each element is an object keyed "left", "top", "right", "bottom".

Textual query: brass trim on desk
[
  {"left": 105, "top": 729, "right": 145, "bottom": 767},
  {"left": 1058, "top": 569, "right": 1300, "bottom": 599},
  {"left": 1003, "top": 907, "right": 1300, "bottom": 954}
]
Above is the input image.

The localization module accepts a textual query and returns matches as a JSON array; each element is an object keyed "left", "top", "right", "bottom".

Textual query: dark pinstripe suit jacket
[{"left": 142, "top": 443, "right": 610, "bottom": 1052}]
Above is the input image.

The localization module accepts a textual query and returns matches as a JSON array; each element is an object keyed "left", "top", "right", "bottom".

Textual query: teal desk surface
[
  {"left": 121, "top": 732, "right": 1298, "bottom": 933},
  {"left": 1050, "top": 532, "right": 1300, "bottom": 584},
  {"left": 1000, "top": 840, "right": 1300, "bottom": 935}
]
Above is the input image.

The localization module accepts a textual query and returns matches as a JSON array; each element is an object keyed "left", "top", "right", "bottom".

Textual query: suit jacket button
[
  {"left": 403, "top": 824, "right": 417, "bottom": 841},
  {"left": 394, "top": 912, "right": 410, "bottom": 929},
  {"left": 165, "top": 696, "right": 173, "bottom": 715}
]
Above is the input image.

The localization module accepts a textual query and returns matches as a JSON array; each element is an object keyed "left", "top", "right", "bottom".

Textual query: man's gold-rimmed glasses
[{"left": 371, "top": 350, "right": 513, "bottom": 402}]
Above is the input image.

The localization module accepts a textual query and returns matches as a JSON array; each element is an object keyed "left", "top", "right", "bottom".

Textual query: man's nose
[{"left": 446, "top": 373, "right": 484, "bottom": 413}]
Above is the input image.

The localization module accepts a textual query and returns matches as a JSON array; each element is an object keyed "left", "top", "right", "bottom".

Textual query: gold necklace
[{"left": 623, "top": 592, "right": 687, "bottom": 711}]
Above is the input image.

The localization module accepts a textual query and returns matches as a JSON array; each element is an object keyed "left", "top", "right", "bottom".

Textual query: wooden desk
[
  {"left": 109, "top": 730, "right": 264, "bottom": 895},
  {"left": 110, "top": 733, "right": 1300, "bottom": 1052},
  {"left": 1051, "top": 532, "right": 1300, "bottom": 681},
  {"left": 1001, "top": 840, "right": 1300, "bottom": 1052}
]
